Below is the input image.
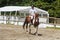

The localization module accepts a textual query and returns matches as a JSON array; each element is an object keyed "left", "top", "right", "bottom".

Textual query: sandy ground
[{"left": 0, "top": 24, "right": 60, "bottom": 40}]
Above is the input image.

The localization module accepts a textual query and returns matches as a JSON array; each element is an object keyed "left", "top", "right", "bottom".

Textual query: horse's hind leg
[
  {"left": 23, "top": 24, "right": 25, "bottom": 29},
  {"left": 23, "top": 21, "right": 26, "bottom": 29},
  {"left": 26, "top": 23, "right": 28, "bottom": 32}
]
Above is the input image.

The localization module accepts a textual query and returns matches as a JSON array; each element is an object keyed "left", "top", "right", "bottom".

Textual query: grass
[{"left": 46, "top": 27, "right": 60, "bottom": 30}]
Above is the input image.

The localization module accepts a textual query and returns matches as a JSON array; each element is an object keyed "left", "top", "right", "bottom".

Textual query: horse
[{"left": 23, "top": 13, "right": 39, "bottom": 35}]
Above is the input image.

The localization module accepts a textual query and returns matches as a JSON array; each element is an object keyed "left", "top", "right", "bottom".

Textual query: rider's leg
[
  {"left": 31, "top": 16, "right": 34, "bottom": 25},
  {"left": 31, "top": 19, "right": 33, "bottom": 24}
]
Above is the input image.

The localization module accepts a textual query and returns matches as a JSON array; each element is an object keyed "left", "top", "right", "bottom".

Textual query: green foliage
[
  {"left": 0, "top": 0, "right": 60, "bottom": 17},
  {"left": 47, "top": 27, "right": 60, "bottom": 30}
]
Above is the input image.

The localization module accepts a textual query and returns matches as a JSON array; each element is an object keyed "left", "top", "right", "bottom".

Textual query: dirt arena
[{"left": 0, "top": 24, "right": 60, "bottom": 40}]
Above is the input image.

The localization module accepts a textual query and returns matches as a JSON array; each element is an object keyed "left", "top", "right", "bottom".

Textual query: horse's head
[
  {"left": 35, "top": 13, "right": 39, "bottom": 18},
  {"left": 32, "top": 13, "right": 39, "bottom": 26}
]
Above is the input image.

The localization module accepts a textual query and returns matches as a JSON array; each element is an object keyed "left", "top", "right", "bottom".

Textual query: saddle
[{"left": 25, "top": 13, "right": 39, "bottom": 24}]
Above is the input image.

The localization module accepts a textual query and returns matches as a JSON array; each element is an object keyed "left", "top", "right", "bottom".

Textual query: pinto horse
[{"left": 23, "top": 13, "right": 39, "bottom": 35}]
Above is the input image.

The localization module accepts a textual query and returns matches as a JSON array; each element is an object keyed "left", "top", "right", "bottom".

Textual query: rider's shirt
[
  {"left": 29, "top": 8, "right": 37, "bottom": 16},
  {"left": 29, "top": 8, "right": 37, "bottom": 19}
]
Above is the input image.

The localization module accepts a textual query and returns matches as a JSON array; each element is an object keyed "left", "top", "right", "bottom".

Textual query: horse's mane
[{"left": 35, "top": 13, "right": 39, "bottom": 18}]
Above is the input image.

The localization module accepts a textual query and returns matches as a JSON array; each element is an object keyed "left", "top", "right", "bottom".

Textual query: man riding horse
[
  {"left": 23, "top": 5, "right": 38, "bottom": 29},
  {"left": 23, "top": 5, "right": 39, "bottom": 35},
  {"left": 29, "top": 5, "right": 37, "bottom": 24}
]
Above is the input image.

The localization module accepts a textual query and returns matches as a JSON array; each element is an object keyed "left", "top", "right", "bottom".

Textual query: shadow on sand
[{"left": 30, "top": 33, "right": 42, "bottom": 36}]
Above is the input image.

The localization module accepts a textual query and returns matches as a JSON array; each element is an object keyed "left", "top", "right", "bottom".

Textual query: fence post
[
  {"left": 54, "top": 17, "right": 56, "bottom": 28},
  {"left": 3, "top": 12, "right": 6, "bottom": 24},
  {"left": 15, "top": 11, "right": 17, "bottom": 25}
]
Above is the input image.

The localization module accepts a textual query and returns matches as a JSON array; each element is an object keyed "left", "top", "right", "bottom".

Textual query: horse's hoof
[
  {"left": 36, "top": 34, "right": 38, "bottom": 36},
  {"left": 23, "top": 28, "right": 24, "bottom": 30},
  {"left": 29, "top": 32, "right": 31, "bottom": 34},
  {"left": 34, "top": 33, "right": 38, "bottom": 36},
  {"left": 26, "top": 30, "right": 28, "bottom": 32}
]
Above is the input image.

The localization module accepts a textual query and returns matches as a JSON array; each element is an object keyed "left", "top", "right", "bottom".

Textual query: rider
[
  {"left": 23, "top": 5, "right": 38, "bottom": 29},
  {"left": 29, "top": 5, "right": 37, "bottom": 24}
]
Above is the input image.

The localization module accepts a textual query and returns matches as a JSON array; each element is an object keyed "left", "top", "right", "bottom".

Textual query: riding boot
[{"left": 31, "top": 19, "right": 33, "bottom": 25}]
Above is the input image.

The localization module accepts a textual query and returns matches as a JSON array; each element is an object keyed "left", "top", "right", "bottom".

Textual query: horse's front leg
[
  {"left": 28, "top": 23, "right": 31, "bottom": 34},
  {"left": 35, "top": 26, "right": 38, "bottom": 35}
]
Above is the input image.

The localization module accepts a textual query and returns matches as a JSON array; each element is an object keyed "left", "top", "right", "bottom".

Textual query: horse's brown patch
[{"left": 26, "top": 16, "right": 31, "bottom": 23}]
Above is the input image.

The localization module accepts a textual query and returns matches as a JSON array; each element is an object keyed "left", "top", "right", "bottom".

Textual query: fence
[
  {"left": 0, "top": 15, "right": 60, "bottom": 27},
  {"left": 49, "top": 17, "right": 60, "bottom": 28}
]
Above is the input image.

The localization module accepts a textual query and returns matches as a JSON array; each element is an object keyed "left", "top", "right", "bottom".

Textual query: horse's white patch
[
  {"left": 33, "top": 19, "right": 38, "bottom": 24},
  {"left": 29, "top": 15, "right": 33, "bottom": 19},
  {"left": 33, "top": 19, "right": 35, "bottom": 24}
]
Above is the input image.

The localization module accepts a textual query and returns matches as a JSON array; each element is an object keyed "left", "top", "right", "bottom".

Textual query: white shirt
[
  {"left": 29, "top": 8, "right": 37, "bottom": 16},
  {"left": 29, "top": 8, "right": 37, "bottom": 19}
]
